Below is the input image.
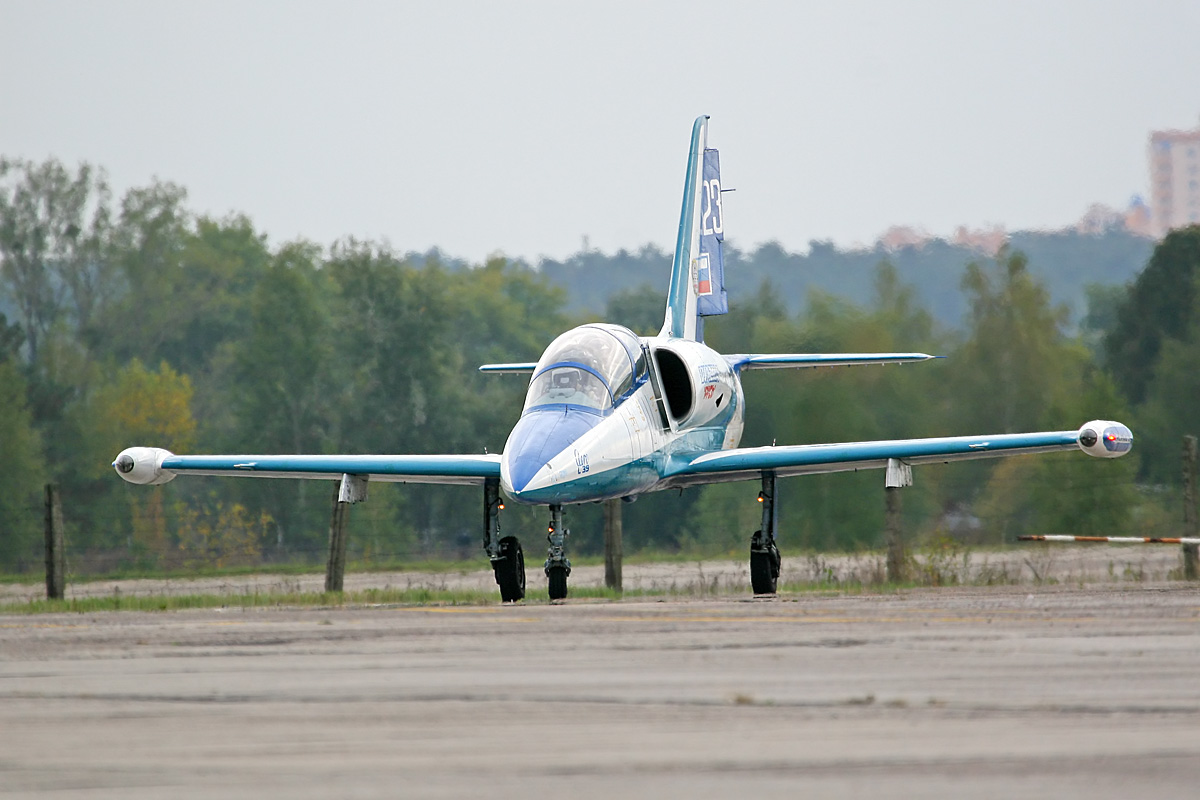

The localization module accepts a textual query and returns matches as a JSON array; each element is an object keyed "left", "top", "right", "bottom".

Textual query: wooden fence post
[
  {"left": 884, "top": 459, "right": 911, "bottom": 584},
  {"left": 326, "top": 484, "right": 350, "bottom": 593},
  {"left": 885, "top": 486, "right": 905, "bottom": 583},
  {"left": 1184, "top": 435, "right": 1199, "bottom": 580},
  {"left": 603, "top": 498, "right": 623, "bottom": 592},
  {"left": 44, "top": 484, "right": 65, "bottom": 600}
]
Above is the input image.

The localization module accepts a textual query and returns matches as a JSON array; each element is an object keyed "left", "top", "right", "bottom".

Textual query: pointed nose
[{"left": 502, "top": 408, "right": 600, "bottom": 498}]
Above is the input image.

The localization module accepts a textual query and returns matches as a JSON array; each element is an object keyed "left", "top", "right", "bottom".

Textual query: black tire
[
  {"left": 750, "top": 542, "right": 781, "bottom": 595},
  {"left": 547, "top": 565, "right": 569, "bottom": 600},
  {"left": 493, "top": 536, "right": 525, "bottom": 602}
]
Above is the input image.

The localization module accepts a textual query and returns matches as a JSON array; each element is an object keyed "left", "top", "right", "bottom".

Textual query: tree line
[
  {"left": 1, "top": 156, "right": 1197, "bottom": 574},
  {"left": 538, "top": 228, "right": 1154, "bottom": 328}
]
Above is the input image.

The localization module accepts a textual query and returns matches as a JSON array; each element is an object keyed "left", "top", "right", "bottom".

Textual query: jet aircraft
[{"left": 114, "top": 116, "right": 1134, "bottom": 601}]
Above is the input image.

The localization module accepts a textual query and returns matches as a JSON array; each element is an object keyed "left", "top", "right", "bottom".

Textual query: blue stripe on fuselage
[
  {"left": 503, "top": 407, "right": 602, "bottom": 493},
  {"left": 510, "top": 457, "right": 660, "bottom": 506}
]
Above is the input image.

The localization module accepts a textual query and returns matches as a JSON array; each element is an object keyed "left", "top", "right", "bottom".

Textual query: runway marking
[
  {"left": 418, "top": 607, "right": 504, "bottom": 615},
  {"left": 574, "top": 613, "right": 1103, "bottom": 625}
]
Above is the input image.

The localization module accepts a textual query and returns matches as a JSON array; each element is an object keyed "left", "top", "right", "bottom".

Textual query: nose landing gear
[{"left": 545, "top": 504, "right": 571, "bottom": 600}]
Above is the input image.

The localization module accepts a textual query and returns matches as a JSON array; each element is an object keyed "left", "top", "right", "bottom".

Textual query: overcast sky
[{"left": 3, "top": 1, "right": 1199, "bottom": 263}]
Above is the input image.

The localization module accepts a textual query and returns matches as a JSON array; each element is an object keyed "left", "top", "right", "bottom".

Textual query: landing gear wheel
[
  {"left": 750, "top": 541, "right": 781, "bottom": 595},
  {"left": 547, "top": 565, "right": 569, "bottom": 600},
  {"left": 493, "top": 536, "right": 525, "bottom": 602}
]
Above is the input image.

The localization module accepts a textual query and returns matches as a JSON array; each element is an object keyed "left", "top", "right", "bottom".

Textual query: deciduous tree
[{"left": 1105, "top": 226, "right": 1200, "bottom": 406}]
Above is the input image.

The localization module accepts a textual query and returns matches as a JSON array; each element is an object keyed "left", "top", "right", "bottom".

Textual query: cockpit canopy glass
[{"left": 523, "top": 325, "right": 642, "bottom": 413}]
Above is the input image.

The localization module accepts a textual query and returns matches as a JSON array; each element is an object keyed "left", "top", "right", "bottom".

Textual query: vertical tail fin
[{"left": 661, "top": 116, "right": 729, "bottom": 341}]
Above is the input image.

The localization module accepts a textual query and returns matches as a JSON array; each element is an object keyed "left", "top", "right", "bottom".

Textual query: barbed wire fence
[{"left": 0, "top": 488, "right": 482, "bottom": 586}]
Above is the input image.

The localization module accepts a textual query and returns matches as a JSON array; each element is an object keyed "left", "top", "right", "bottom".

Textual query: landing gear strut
[
  {"left": 545, "top": 504, "right": 571, "bottom": 600},
  {"left": 484, "top": 478, "right": 525, "bottom": 602},
  {"left": 750, "top": 472, "right": 781, "bottom": 594}
]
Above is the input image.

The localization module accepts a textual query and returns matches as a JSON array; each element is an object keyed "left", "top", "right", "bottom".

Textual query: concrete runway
[{"left": 2, "top": 585, "right": 1200, "bottom": 798}]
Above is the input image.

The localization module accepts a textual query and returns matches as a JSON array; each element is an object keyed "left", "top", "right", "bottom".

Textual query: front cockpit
[{"left": 522, "top": 324, "right": 645, "bottom": 415}]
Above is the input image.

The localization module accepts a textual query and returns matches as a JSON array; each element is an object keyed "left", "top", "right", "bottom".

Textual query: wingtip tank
[
  {"left": 112, "top": 447, "right": 177, "bottom": 485},
  {"left": 1077, "top": 421, "right": 1133, "bottom": 458}
]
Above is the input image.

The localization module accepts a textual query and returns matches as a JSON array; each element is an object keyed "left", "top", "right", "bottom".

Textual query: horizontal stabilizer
[
  {"left": 726, "top": 353, "right": 938, "bottom": 371},
  {"left": 478, "top": 362, "right": 538, "bottom": 374}
]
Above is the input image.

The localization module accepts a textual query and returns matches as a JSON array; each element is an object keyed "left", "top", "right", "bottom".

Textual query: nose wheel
[{"left": 547, "top": 564, "right": 569, "bottom": 600}]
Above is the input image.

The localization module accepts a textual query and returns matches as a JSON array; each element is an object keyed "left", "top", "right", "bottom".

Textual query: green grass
[
  {"left": 0, "top": 549, "right": 756, "bottom": 588},
  {"left": 0, "top": 540, "right": 1089, "bottom": 615},
  {"left": 3, "top": 586, "right": 502, "bottom": 614},
  {"left": 0, "top": 576, "right": 917, "bottom": 615},
  {"left": 1, "top": 580, "right": 682, "bottom": 614},
  {"left": 0, "top": 557, "right": 497, "bottom": 586}
]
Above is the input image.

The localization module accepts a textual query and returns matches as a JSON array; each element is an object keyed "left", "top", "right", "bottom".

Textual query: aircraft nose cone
[{"left": 503, "top": 409, "right": 600, "bottom": 494}]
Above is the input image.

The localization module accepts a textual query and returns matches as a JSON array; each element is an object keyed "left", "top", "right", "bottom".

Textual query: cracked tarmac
[{"left": 2, "top": 584, "right": 1200, "bottom": 798}]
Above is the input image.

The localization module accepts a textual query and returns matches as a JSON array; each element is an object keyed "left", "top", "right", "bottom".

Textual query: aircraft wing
[
  {"left": 661, "top": 423, "right": 1130, "bottom": 488},
  {"left": 725, "top": 353, "right": 938, "bottom": 370},
  {"left": 113, "top": 448, "right": 501, "bottom": 487}
]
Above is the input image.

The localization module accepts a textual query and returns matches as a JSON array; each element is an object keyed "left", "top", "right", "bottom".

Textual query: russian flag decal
[{"left": 694, "top": 254, "right": 713, "bottom": 296}]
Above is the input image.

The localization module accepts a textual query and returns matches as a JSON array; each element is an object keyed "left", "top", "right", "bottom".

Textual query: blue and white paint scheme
[{"left": 114, "top": 116, "right": 1133, "bottom": 601}]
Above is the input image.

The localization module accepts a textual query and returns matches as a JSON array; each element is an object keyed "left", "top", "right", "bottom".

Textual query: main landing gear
[
  {"left": 484, "top": 478, "right": 525, "bottom": 602},
  {"left": 494, "top": 536, "right": 525, "bottom": 602},
  {"left": 750, "top": 472, "right": 781, "bottom": 595}
]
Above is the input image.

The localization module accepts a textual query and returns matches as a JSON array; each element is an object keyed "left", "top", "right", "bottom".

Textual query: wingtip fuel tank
[
  {"left": 112, "top": 447, "right": 177, "bottom": 485},
  {"left": 1077, "top": 421, "right": 1133, "bottom": 458}
]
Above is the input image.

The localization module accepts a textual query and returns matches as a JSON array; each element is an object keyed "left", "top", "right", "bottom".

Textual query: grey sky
[{"left": 3, "top": 1, "right": 1198, "bottom": 263}]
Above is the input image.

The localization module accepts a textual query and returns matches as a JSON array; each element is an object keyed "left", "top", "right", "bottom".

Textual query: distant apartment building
[{"left": 1149, "top": 123, "right": 1200, "bottom": 236}]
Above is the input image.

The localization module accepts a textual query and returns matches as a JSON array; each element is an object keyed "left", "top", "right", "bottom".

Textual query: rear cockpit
[{"left": 523, "top": 324, "right": 646, "bottom": 414}]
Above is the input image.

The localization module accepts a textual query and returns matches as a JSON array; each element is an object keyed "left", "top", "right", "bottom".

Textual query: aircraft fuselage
[{"left": 500, "top": 327, "right": 745, "bottom": 505}]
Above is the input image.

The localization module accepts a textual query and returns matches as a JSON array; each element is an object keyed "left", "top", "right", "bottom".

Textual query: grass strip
[
  {"left": 4, "top": 587, "right": 495, "bottom": 614},
  {"left": 1, "top": 579, "right": 903, "bottom": 615}
]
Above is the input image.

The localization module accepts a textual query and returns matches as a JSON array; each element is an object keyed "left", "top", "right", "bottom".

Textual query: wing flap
[{"left": 663, "top": 430, "right": 1080, "bottom": 487}]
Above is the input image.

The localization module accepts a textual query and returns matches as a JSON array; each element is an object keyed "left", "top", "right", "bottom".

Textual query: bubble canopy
[{"left": 523, "top": 324, "right": 643, "bottom": 413}]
